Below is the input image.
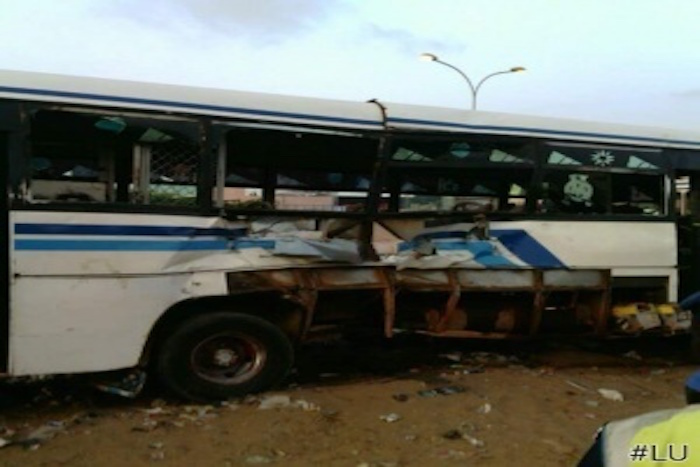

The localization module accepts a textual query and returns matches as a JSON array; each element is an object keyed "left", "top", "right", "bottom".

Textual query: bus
[{"left": 1, "top": 69, "right": 700, "bottom": 401}]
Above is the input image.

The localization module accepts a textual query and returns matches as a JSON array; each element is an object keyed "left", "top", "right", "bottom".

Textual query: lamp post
[{"left": 419, "top": 53, "right": 525, "bottom": 110}]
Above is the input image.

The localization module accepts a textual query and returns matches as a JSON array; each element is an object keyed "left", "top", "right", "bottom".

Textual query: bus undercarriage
[{"left": 226, "top": 263, "right": 691, "bottom": 342}]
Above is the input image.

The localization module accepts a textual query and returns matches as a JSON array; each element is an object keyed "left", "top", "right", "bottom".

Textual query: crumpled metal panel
[
  {"left": 273, "top": 237, "right": 362, "bottom": 263},
  {"left": 314, "top": 268, "right": 387, "bottom": 288},
  {"left": 458, "top": 270, "right": 535, "bottom": 288},
  {"left": 396, "top": 270, "right": 452, "bottom": 288},
  {"left": 543, "top": 270, "right": 606, "bottom": 288}
]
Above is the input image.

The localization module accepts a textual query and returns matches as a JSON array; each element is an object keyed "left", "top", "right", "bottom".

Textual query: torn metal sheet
[
  {"left": 392, "top": 238, "right": 528, "bottom": 270},
  {"left": 272, "top": 237, "right": 362, "bottom": 263},
  {"left": 398, "top": 223, "right": 564, "bottom": 269}
]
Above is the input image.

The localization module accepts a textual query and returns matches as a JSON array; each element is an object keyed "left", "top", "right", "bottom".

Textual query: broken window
[
  {"left": 385, "top": 136, "right": 534, "bottom": 213},
  {"left": 26, "top": 108, "right": 202, "bottom": 207},
  {"left": 390, "top": 167, "right": 530, "bottom": 213},
  {"left": 538, "top": 171, "right": 609, "bottom": 214},
  {"left": 545, "top": 142, "right": 664, "bottom": 170},
  {"left": 390, "top": 138, "right": 534, "bottom": 165},
  {"left": 537, "top": 143, "right": 667, "bottom": 216},
  {"left": 223, "top": 126, "right": 379, "bottom": 212}
]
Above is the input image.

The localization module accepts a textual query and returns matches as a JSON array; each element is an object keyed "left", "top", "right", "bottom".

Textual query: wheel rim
[{"left": 190, "top": 332, "right": 267, "bottom": 385}]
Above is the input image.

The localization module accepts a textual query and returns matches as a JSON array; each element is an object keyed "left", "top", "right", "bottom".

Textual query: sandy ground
[{"left": 0, "top": 336, "right": 695, "bottom": 467}]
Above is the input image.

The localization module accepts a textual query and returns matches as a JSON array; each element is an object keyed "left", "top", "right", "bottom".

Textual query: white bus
[{"left": 2, "top": 69, "right": 700, "bottom": 400}]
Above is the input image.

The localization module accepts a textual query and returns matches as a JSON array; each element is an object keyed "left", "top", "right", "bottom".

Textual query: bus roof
[{"left": 2, "top": 69, "right": 700, "bottom": 149}]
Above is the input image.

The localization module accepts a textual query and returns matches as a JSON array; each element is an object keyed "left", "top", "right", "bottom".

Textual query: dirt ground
[{"left": 0, "top": 336, "right": 695, "bottom": 467}]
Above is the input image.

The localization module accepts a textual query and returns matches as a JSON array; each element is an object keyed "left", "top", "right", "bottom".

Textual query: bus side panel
[
  {"left": 9, "top": 272, "right": 226, "bottom": 375},
  {"left": 511, "top": 221, "right": 677, "bottom": 269},
  {"left": 8, "top": 210, "right": 237, "bottom": 376},
  {"left": 389, "top": 219, "right": 678, "bottom": 301},
  {"left": 516, "top": 220, "right": 677, "bottom": 301}
]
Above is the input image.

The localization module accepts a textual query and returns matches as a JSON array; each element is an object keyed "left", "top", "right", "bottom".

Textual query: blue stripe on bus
[
  {"left": 387, "top": 117, "right": 700, "bottom": 148},
  {"left": 426, "top": 240, "right": 517, "bottom": 267},
  {"left": 400, "top": 229, "right": 565, "bottom": 268},
  {"left": 13, "top": 237, "right": 277, "bottom": 251},
  {"left": 231, "top": 239, "right": 276, "bottom": 250},
  {"left": 3, "top": 84, "right": 698, "bottom": 148},
  {"left": 0, "top": 85, "right": 381, "bottom": 128},
  {"left": 14, "top": 239, "right": 232, "bottom": 251},
  {"left": 491, "top": 229, "right": 565, "bottom": 268},
  {"left": 14, "top": 223, "right": 247, "bottom": 238}
]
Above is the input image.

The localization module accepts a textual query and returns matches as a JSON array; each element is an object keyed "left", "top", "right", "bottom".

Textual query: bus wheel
[{"left": 156, "top": 312, "right": 294, "bottom": 401}]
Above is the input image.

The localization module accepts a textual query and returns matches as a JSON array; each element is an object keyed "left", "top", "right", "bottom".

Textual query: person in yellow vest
[{"left": 578, "top": 371, "right": 700, "bottom": 466}]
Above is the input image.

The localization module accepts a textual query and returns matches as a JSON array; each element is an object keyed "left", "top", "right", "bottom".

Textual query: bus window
[
  {"left": 386, "top": 137, "right": 534, "bottom": 214},
  {"left": 142, "top": 134, "right": 200, "bottom": 207},
  {"left": 539, "top": 171, "right": 609, "bottom": 214},
  {"left": 29, "top": 110, "right": 110, "bottom": 203},
  {"left": 538, "top": 170, "right": 665, "bottom": 216},
  {"left": 538, "top": 143, "right": 667, "bottom": 216},
  {"left": 611, "top": 173, "right": 664, "bottom": 216},
  {"left": 223, "top": 127, "right": 378, "bottom": 212},
  {"left": 390, "top": 167, "right": 530, "bottom": 213},
  {"left": 390, "top": 138, "right": 534, "bottom": 165},
  {"left": 27, "top": 108, "right": 202, "bottom": 206}
]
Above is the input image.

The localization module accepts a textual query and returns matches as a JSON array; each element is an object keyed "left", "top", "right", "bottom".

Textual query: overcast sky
[{"left": 1, "top": 0, "right": 699, "bottom": 130}]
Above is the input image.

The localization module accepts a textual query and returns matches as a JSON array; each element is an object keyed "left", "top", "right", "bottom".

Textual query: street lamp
[{"left": 419, "top": 53, "right": 525, "bottom": 110}]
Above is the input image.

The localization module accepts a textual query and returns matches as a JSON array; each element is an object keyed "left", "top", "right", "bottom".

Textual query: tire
[{"left": 156, "top": 312, "right": 294, "bottom": 401}]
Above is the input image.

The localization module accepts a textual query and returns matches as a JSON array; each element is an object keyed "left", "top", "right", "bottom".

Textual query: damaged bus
[{"left": 1, "top": 69, "right": 700, "bottom": 400}]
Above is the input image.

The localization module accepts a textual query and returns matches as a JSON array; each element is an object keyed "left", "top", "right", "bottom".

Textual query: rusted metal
[
  {"left": 312, "top": 267, "right": 389, "bottom": 290},
  {"left": 417, "top": 329, "right": 511, "bottom": 339},
  {"left": 381, "top": 271, "right": 396, "bottom": 338},
  {"left": 543, "top": 269, "right": 607, "bottom": 288},
  {"left": 396, "top": 269, "right": 453, "bottom": 290},
  {"left": 457, "top": 269, "right": 535, "bottom": 289},
  {"left": 530, "top": 272, "right": 545, "bottom": 336},
  {"left": 435, "top": 271, "right": 462, "bottom": 333},
  {"left": 593, "top": 271, "right": 612, "bottom": 336},
  {"left": 227, "top": 266, "right": 612, "bottom": 341}
]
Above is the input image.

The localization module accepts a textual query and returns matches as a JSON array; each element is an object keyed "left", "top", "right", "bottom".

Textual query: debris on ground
[
  {"left": 436, "top": 449, "right": 470, "bottom": 460},
  {"left": 1, "top": 412, "right": 99, "bottom": 449},
  {"left": 441, "top": 422, "right": 484, "bottom": 448},
  {"left": 417, "top": 385, "right": 466, "bottom": 398},
  {"left": 0, "top": 338, "right": 691, "bottom": 465},
  {"left": 622, "top": 351, "right": 643, "bottom": 361},
  {"left": 257, "top": 395, "right": 293, "bottom": 410},
  {"left": 379, "top": 413, "right": 402, "bottom": 423},
  {"left": 598, "top": 388, "right": 624, "bottom": 402},
  {"left": 319, "top": 408, "right": 340, "bottom": 422},
  {"left": 460, "top": 366, "right": 485, "bottom": 375},
  {"left": 442, "top": 428, "right": 484, "bottom": 447},
  {"left": 467, "top": 351, "right": 520, "bottom": 366},
  {"left": 179, "top": 405, "right": 218, "bottom": 422},
  {"left": 245, "top": 455, "right": 274, "bottom": 464},
  {"left": 442, "top": 429, "right": 463, "bottom": 440},
  {"left": 565, "top": 379, "right": 592, "bottom": 392},
  {"left": 463, "top": 433, "right": 485, "bottom": 448},
  {"left": 255, "top": 394, "right": 320, "bottom": 411},
  {"left": 439, "top": 352, "right": 463, "bottom": 363},
  {"left": 93, "top": 369, "right": 147, "bottom": 399}
]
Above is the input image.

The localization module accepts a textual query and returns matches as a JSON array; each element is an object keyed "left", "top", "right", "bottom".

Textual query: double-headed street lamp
[{"left": 420, "top": 53, "right": 525, "bottom": 110}]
